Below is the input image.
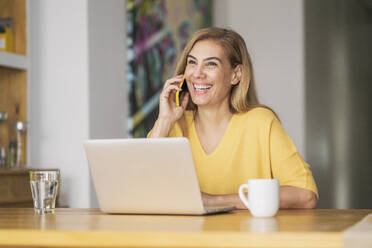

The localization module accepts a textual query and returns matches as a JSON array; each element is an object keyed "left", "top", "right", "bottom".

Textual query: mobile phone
[{"left": 176, "top": 75, "right": 188, "bottom": 107}]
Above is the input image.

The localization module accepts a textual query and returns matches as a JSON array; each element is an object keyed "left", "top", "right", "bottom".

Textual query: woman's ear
[{"left": 231, "top": 64, "right": 242, "bottom": 86}]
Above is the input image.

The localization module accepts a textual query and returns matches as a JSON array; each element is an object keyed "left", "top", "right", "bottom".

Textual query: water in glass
[{"left": 30, "top": 180, "right": 59, "bottom": 214}]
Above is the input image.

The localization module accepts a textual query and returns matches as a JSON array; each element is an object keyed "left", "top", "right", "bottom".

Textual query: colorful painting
[{"left": 127, "top": 0, "right": 213, "bottom": 137}]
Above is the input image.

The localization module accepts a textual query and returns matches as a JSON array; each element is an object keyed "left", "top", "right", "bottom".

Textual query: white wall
[
  {"left": 29, "top": 0, "right": 126, "bottom": 208},
  {"left": 214, "top": 0, "right": 306, "bottom": 156},
  {"left": 29, "top": 0, "right": 90, "bottom": 207},
  {"left": 88, "top": 0, "right": 127, "bottom": 141},
  {"left": 87, "top": 0, "right": 127, "bottom": 207}
]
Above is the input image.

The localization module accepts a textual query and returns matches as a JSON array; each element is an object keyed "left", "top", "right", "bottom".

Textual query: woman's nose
[{"left": 191, "top": 65, "right": 205, "bottom": 78}]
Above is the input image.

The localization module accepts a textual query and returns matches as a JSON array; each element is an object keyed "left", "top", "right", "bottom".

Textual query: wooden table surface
[{"left": 0, "top": 208, "right": 371, "bottom": 248}]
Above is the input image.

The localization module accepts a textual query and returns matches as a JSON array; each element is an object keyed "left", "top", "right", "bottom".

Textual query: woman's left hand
[
  {"left": 201, "top": 192, "right": 248, "bottom": 209},
  {"left": 201, "top": 192, "right": 216, "bottom": 206}
]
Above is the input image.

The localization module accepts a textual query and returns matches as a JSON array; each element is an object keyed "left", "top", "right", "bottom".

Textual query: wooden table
[{"left": 0, "top": 208, "right": 370, "bottom": 248}]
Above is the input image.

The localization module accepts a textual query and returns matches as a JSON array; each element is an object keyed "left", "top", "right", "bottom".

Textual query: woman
[{"left": 148, "top": 27, "right": 318, "bottom": 209}]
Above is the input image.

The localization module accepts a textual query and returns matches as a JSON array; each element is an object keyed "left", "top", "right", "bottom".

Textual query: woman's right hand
[
  {"left": 159, "top": 75, "right": 189, "bottom": 123},
  {"left": 148, "top": 75, "right": 189, "bottom": 138}
]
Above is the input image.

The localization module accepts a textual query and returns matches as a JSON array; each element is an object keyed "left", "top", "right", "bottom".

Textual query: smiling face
[{"left": 184, "top": 39, "right": 241, "bottom": 110}]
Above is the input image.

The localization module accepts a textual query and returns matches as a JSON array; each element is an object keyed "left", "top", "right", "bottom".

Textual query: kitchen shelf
[
  {"left": 0, "top": 0, "right": 28, "bottom": 168},
  {"left": 0, "top": 51, "right": 29, "bottom": 70}
]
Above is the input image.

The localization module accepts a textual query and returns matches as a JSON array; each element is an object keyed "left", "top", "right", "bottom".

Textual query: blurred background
[{"left": 0, "top": 0, "right": 371, "bottom": 209}]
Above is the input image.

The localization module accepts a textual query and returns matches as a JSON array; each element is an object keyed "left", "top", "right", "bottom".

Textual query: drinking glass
[{"left": 29, "top": 170, "right": 60, "bottom": 214}]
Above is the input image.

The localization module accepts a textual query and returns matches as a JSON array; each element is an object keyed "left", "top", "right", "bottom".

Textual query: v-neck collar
[{"left": 191, "top": 114, "right": 235, "bottom": 157}]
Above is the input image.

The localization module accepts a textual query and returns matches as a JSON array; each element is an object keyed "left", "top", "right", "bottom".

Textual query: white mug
[{"left": 238, "top": 179, "right": 279, "bottom": 217}]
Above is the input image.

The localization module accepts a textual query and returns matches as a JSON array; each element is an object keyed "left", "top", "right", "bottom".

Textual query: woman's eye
[
  {"left": 206, "top": 61, "right": 217, "bottom": 67},
  {"left": 187, "top": 60, "right": 196, "bottom": 65}
]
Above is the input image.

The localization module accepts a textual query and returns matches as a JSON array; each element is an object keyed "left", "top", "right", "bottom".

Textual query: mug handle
[{"left": 239, "top": 184, "right": 250, "bottom": 210}]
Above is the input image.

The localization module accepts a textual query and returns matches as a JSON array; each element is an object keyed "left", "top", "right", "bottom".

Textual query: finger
[
  {"left": 163, "top": 75, "right": 184, "bottom": 89},
  {"left": 169, "top": 90, "right": 177, "bottom": 108},
  {"left": 180, "top": 92, "right": 189, "bottom": 110},
  {"left": 161, "top": 85, "right": 181, "bottom": 99},
  {"left": 169, "top": 88, "right": 177, "bottom": 102},
  {"left": 164, "top": 77, "right": 183, "bottom": 89}
]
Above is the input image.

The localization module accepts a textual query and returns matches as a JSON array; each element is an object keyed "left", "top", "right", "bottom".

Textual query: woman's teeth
[{"left": 194, "top": 84, "right": 212, "bottom": 92}]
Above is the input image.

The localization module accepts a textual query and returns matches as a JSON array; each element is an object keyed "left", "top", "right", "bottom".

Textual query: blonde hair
[{"left": 174, "top": 27, "right": 259, "bottom": 113}]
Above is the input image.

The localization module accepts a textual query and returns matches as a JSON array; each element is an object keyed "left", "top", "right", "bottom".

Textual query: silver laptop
[{"left": 84, "top": 138, "right": 235, "bottom": 215}]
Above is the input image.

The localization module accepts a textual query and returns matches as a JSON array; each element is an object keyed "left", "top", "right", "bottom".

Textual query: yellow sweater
[{"left": 160, "top": 107, "right": 318, "bottom": 197}]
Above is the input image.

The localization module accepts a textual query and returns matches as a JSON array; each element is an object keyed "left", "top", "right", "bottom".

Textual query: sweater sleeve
[{"left": 269, "top": 117, "right": 318, "bottom": 198}]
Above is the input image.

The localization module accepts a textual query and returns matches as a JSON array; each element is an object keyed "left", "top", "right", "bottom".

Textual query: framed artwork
[{"left": 127, "top": 0, "right": 213, "bottom": 137}]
